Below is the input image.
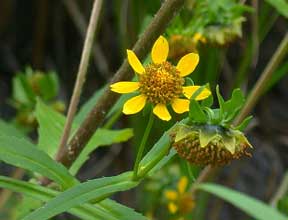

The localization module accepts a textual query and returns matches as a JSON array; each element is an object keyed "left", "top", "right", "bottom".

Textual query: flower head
[
  {"left": 170, "top": 124, "right": 252, "bottom": 166},
  {"left": 110, "top": 36, "right": 211, "bottom": 121},
  {"left": 164, "top": 176, "right": 195, "bottom": 215}
]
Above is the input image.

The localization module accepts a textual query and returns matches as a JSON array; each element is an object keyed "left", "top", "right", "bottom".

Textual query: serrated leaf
[
  {"left": 0, "top": 175, "right": 146, "bottom": 220},
  {"left": 23, "top": 172, "right": 138, "bottom": 220},
  {"left": 264, "top": 0, "right": 288, "bottom": 18},
  {"left": 0, "top": 135, "right": 77, "bottom": 189},
  {"left": 197, "top": 183, "right": 287, "bottom": 220}
]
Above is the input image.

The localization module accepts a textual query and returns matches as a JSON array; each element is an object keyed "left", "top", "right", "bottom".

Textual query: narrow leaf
[
  {"left": 0, "top": 175, "right": 146, "bottom": 220},
  {"left": 197, "top": 183, "right": 287, "bottom": 220},
  {"left": 264, "top": 0, "right": 288, "bottom": 18},
  {"left": 0, "top": 135, "right": 76, "bottom": 189},
  {"left": 23, "top": 172, "right": 138, "bottom": 220},
  {"left": 189, "top": 100, "right": 207, "bottom": 123}
]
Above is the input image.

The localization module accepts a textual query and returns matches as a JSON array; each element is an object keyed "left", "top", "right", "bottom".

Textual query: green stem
[
  {"left": 103, "top": 110, "right": 122, "bottom": 129},
  {"left": 132, "top": 111, "right": 154, "bottom": 180}
]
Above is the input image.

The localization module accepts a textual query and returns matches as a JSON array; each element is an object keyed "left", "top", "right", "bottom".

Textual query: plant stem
[
  {"left": 56, "top": 0, "right": 185, "bottom": 168},
  {"left": 270, "top": 171, "right": 288, "bottom": 207},
  {"left": 234, "top": 32, "right": 288, "bottom": 125},
  {"left": 0, "top": 168, "right": 25, "bottom": 210},
  {"left": 56, "top": 0, "right": 103, "bottom": 161},
  {"left": 133, "top": 111, "right": 154, "bottom": 180}
]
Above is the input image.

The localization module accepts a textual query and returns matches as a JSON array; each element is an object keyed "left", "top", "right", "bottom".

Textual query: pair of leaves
[
  {"left": 0, "top": 175, "right": 146, "bottom": 220},
  {"left": 22, "top": 172, "right": 140, "bottom": 220}
]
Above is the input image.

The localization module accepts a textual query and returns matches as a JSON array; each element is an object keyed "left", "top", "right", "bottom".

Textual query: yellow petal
[
  {"left": 168, "top": 202, "right": 178, "bottom": 214},
  {"left": 177, "top": 176, "right": 188, "bottom": 194},
  {"left": 176, "top": 53, "right": 199, "bottom": 77},
  {"left": 164, "top": 190, "right": 178, "bottom": 201},
  {"left": 151, "top": 35, "right": 169, "bottom": 64},
  {"left": 123, "top": 94, "right": 146, "bottom": 115},
  {"left": 110, "top": 82, "right": 140, "bottom": 94},
  {"left": 153, "top": 104, "right": 171, "bottom": 121},
  {"left": 182, "top": 86, "right": 211, "bottom": 100},
  {"left": 171, "top": 98, "right": 190, "bottom": 114},
  {"left": 127, "top": 50, "right": 145, "bottom": 74}
]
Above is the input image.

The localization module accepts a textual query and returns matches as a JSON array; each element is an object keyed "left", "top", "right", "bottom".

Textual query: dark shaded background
[{"left": 0, "top": 0, "right": 287, "bottom": 220}]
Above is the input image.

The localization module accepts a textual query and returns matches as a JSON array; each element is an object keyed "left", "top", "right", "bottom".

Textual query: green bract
[{"left": 170, "top": 86, "right": 253, "bottom": 166}]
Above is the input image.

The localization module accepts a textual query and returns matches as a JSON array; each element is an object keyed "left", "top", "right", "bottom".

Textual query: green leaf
[
  {"left": 0, "top": 135, "right": 77, "bottom": 189},
  {"left": 23, "top": 172, "right": 138, "bottom": 220},
  {"left": 0, "top": 119, "right": 28, "bottom": 140},
  {"left": 235, "top": 115, "right": 253, "bottom": 131},
  {"left": 38, "top": 72, "right": 59, "bottom": 100},
  {"left": 264, "top": 0, "right": 288, "bottom": 18},
  {"left": 197, "top": 183, "right": 287, "bottom": 220},
  {"left": 36, "top": 99, "right": 77, "bottom": 157},
  {"left": 12, "top": 74, "right": 35, "bottom": 105},
  {"left": 223, "top": 88, "right": 245, "bottom": 122},
  {"left": 138, "top": 119, "right": 189, "bottom": 177},
  {"left": 0, "top": 175, "right": 143, "bottom": 220},
  {"left": 36, "top": 99, "right": 133, "bottom": 172},
  {"left": 189, "top": 100, "right": 207, "bottom": 123},
  {"left": 216, "top": 85, "right": 225, "bottom": 120},
  {"left": 70, "top": 128, "right": 133, "bottom": 175},
  {"left": 74, "top": 87, "right": 105, "bottom": 125},
  {"left": 201, "top": 95, "right": 214, "bottom": 108}
]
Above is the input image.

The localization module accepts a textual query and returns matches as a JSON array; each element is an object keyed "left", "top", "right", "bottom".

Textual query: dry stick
[
  {"left": 55, "top": 0, "right": 103, "bottom": 161},
  {"left": 270, "top": 171, "right": 288, "bottom": 207},
  {"left": 234, "top": 32, "right": 288, "bottom": 125},
  {"left": 62, "top": 0, "right": 109, "bottom": 77},
  {"left": 0, "top": 168, "right": 25, "bottom": 210},
  {"left": 55, "top": 0, "right": 185, "bottom": 168},
  {"left": 191, "top": 32, "right": 288, "bottom": 193}
]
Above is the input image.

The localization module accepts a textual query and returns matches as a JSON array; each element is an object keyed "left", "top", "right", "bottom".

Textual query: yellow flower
[
  {"left": 164, "top": 176, "right": 195, "bottom": 215},
  {"left": 110, "top": 35, "right": 211, "bottom": 121}
]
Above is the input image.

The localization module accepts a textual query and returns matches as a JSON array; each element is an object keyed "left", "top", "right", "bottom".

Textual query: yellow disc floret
[{"left": 139, "top": 62, "right": 184, "bottom": 105}]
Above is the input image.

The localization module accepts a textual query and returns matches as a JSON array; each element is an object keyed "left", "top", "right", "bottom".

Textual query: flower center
[{"left": 139, "top": 61, "right": 184, "bottom": 105}]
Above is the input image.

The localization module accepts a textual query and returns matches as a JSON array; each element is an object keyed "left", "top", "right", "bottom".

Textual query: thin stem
[
  {"left": 56, "top": 0, "right": 103, "bottom": 161},
  {"left": 0, "top": 168, "right": 25, "bottom": 210},
  {"left": 133, "top": 111, "right": 154, "bottom": 180},
  {"left": 270, "top": 171, "right": 288, "bottom": 207},
  {"left": 234, "top": 32, "right": 288, "bottom": 125}
]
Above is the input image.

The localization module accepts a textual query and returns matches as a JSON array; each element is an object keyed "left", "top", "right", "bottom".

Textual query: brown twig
[
  {"left": 270, "top": 171, "right": 288, "bottom": 207},
  {"left": 55, "top": 0, "right": 185, "bottom": 168},
  {"left": 55, "top": 0, "right": 103, "bottom": 161},
  {"left": 62, "top": 0, "right": 109, "bottom": 77},
  {"left": 0, "top": 168, "right": 25, "bottom": 210}
]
